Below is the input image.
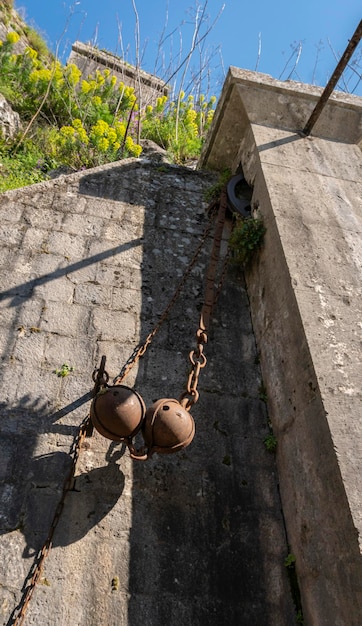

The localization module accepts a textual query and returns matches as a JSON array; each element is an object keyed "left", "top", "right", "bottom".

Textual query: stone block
[
  {"left": 91, "top": 308, "right": 137, "bottom": 343},
  {"left": 44, "top": 334, "right": 94, "bottom": 373},
  {"left": 11, "top": 331, "right": 46, "bottom": 367},
  {"left": 73, "top": 283, "right": 111, "bottom": 307},
  {"left": 52, "top": 192, "right": 87, "bottom": 213},
  {"left": 23, "top": 207, "right": 63, "bottom": 230},
  {"left": 40, "top": 301, "right": 91, "bottom": 337},
  {"left": 111, "top": 287, "right": 142, "bottom": 314},
  {"left": 0, "top": 224, "right": 24, "bottom": 246},
  {"left": 62, "top": 212, "right": 104, "bottom": 238},
  {"left": 47, "top": 231, "right": 87, "bottom": 259},
  {"left": 34, "top": 277, "right": 74, "bottom": 304}
]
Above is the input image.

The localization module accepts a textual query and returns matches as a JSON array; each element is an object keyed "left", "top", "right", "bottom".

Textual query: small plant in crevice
[
  {"left": 258, "top": 382, "right": 267, "bottom": 403},
  {"left": 263, "top": 433, "right": 277, "bottom": 452},
  {"left": 284, "top": 553, "right": 296, "bottom": 568},
  {"left": 54, "top": 363, "right": 74, "bottom": 377},
  {"left": 203, "top": 168, "right": 231, "bottom": 202},
  {"left": 284, "top": 552, "right": 304, "bottom": 624},
  {"left": 229, "top": 215, "right": 266, "bottom": 267}
]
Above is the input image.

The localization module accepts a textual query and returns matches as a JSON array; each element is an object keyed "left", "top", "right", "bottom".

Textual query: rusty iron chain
[
  {"left": 214, "top": 244, "right": 232, "bottom": 306},
  {"left": 179, "top": 188, "right": 228, "bottom": 410},
  {"left": 113, "top": 200, "right": 219, "bottom": 385},
  {"left": 10, "top": 363, "right": 109, "bottom": 626},
  {"left": 11, "top": 416, "right": 90, "bottom": 626}
]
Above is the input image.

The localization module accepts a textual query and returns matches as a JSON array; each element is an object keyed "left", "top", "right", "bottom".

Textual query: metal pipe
[{"left": 302, "top": 19, "right": 362, "bottom": 136}]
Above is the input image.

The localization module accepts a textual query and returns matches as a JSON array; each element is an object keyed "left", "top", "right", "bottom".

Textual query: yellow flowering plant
[
  {"left": 6, "top": 31, "right": 20, "bottom": 45},
  {"left": 0, "top": 30, "right": 217, "bottom": 189},
  {"left": 141, "top": 91, "right": 216, "bottom": 163}
]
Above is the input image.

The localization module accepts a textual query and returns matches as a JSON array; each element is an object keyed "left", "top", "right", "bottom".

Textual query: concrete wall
[
  {"left": 0, "top": 159, "right": 296, "bottom": 625},
  {"left": 200, "top": 68, "right": 362, "bottom": 625}
]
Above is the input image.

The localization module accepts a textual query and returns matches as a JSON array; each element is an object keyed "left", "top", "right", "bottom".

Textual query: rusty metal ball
[
  {"left": 142, "top": 398, "right": 195, "bottom": 455},
  {"left": 90, "top": 385, "right": 146, "bottom": 442}
]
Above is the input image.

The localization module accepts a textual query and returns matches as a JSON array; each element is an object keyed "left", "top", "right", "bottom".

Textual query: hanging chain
[
  {"left": 10, "top": 367, "right": 107, "bottom": 626},
  {"left": 11, "top": 418, "right": 89, "bottom": 625},
  {"left": 113, "top": 200, "right": 219, "bottom": 385},
  {"left": 9, "top": 197, "right": 221, "bottom": 626},
  {"left": 214, "top": 244, "right": 232, "bottom": 306},
  {"left": 179, "top": 188, "right": 228, "bottom": 410}
]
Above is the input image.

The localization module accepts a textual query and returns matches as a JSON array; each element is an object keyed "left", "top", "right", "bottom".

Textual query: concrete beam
[{"left": 199, "top": 67, "right": 362, "bottom": 171}]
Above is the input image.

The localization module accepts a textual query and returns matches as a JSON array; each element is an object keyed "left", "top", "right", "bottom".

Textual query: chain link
[
  {"left": 179, "top": 188, "right": 228, "bottom": 410},
  {"left": 113, "top": 203, "right": 218, "bottom": 385},
  {"left": 179, "top": 336, "right": 207, "bottom": 409},
  {"left": 11, "top": 414, "right": 90, "bottom": 626}
]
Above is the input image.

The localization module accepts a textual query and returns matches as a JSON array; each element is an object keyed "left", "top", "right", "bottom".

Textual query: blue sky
[{"left": 14, "top": 0, "right": 362, "bottom": 97}]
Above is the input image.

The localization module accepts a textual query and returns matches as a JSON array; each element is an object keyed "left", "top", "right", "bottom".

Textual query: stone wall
[
  {"left": 0, "top": 159, "right": 296, "bottom": 625},
  {"left": 68, "top": 42, "right": 168, "bottom": 108}
]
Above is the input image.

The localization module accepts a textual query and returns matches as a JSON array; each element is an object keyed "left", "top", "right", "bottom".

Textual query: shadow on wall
[
  {"left": 0, "top": 162, "right": 147, "bottom": 610},
  {"left": 0, "top": 396, "right": 124, "bottom": 557},
  {"left": 0, "top": 240, "right": 142, "bottom": 309},
  {"left": 0, "top": 161, "right": 145, "bottom": 569}
]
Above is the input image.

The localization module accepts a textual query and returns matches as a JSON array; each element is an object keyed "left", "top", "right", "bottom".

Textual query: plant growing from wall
[
  {"left": 263, "top": 433, "right": 277, "bottom": 452},
  {"left": 284, "top": 552, "right": 304, "bottom": 624},
  {"left": 54, "top": 363, "right": 74, "bottom": 377},
  {"left": 229, "top": 216, "right": 266, "bottom": 267},
  {"left": 203, "top": 168, "right": 231, "bottom": 202}
]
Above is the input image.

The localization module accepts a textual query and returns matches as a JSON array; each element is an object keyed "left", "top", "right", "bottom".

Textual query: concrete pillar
[{"left": 200, "top": 68, "right": 362, "bottom": 625}]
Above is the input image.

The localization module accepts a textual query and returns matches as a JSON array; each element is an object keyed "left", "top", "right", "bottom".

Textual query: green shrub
[
  {"left": 141, "top": 93, "right": 215, "bottom": 163},
  {"left": 0, "top": 139, "right": 49, "bottom": 192},
  {"left": 22, "top": 25, "right": 52, "bottom": 61},
  {"left": 229, "top": 216, "right": 266, "bottom": 266},
  {"left": 0, "top": 34, "right": 217, "bottom": 190},
  {"left": 263, "top": 433, "right": 277, "bottom": 452}
]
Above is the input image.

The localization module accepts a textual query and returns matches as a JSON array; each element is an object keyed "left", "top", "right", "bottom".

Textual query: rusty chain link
[
  {"left": 11, "top": 414, "right": 90, "bottom": 626},
  {"left": 113, "top": 200, "right": 219, "bottom": 385},
  {"left": 10, "top": 362, "right": 109, "bottom": 626},
  {"left": 179, "top": 188, "right": 228, "bottom": 410}
]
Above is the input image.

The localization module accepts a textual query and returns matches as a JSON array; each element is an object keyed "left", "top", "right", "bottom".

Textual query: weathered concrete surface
[
  {"left": 0, "top": 160, "right": 295, "bottom": 624},
  {"left": 199, "top": 66, "right": 362, "bottom": 172},
  {"left": 200, "top": 69, "right": 362, "bottom": 625}
]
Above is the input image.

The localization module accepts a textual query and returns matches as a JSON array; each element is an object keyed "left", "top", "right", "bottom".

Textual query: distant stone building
[{"left": 68, "top": 41, "right": 169, "bottom": 107}]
